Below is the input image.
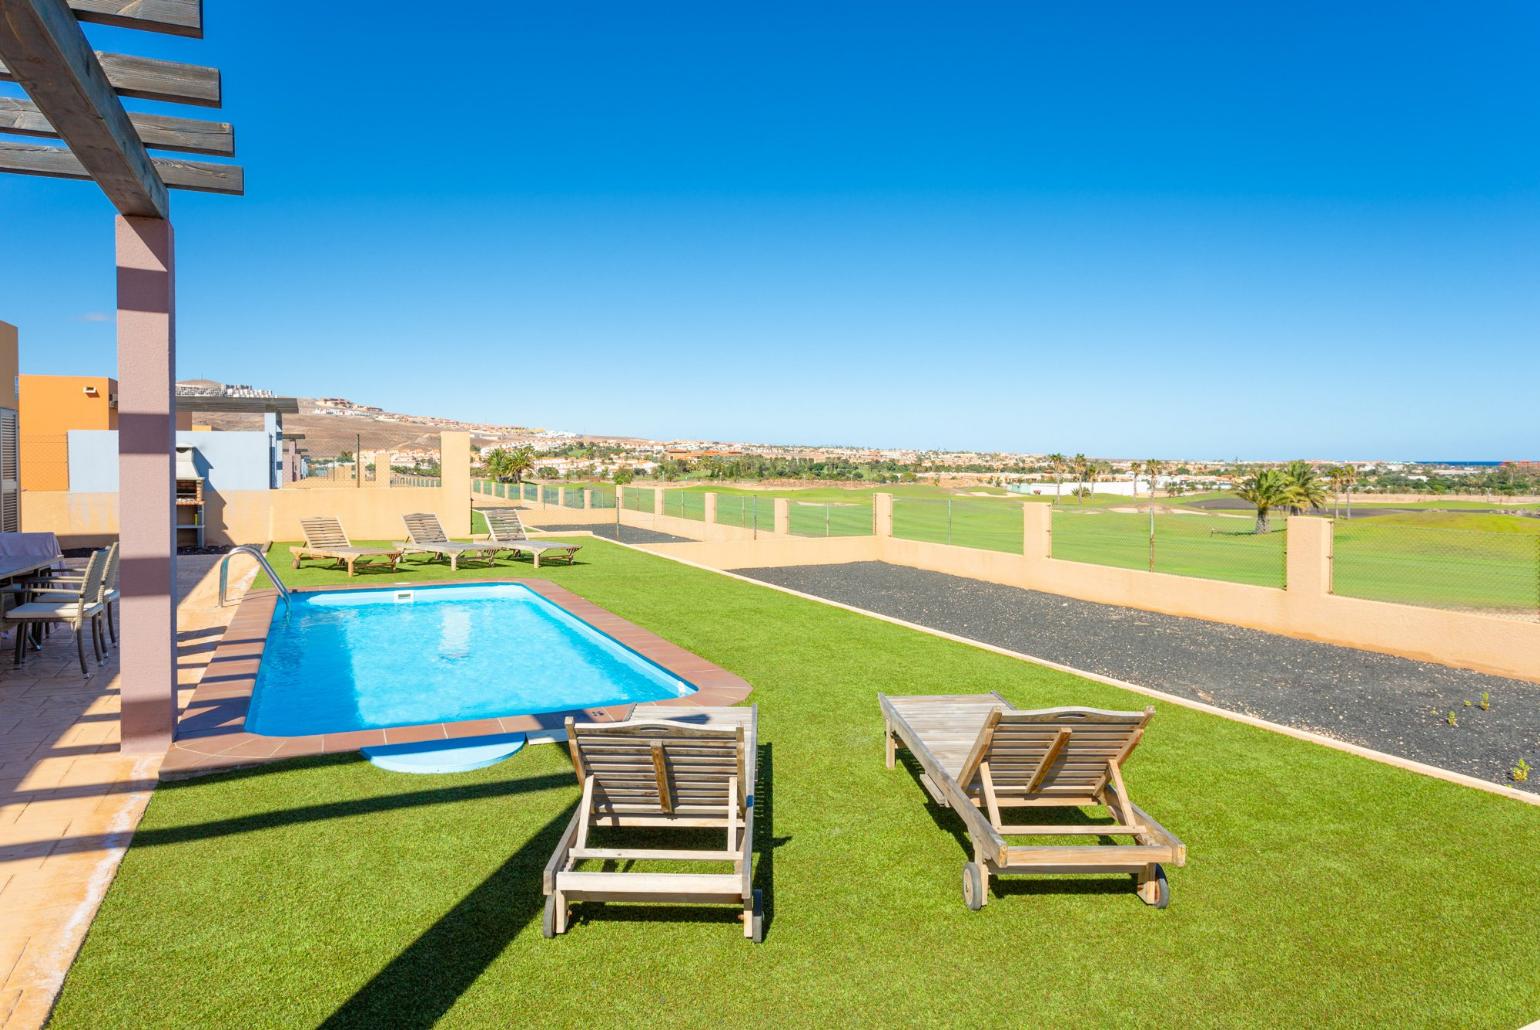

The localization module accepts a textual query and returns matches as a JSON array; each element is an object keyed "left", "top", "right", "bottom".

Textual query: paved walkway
[
  {"left": 731, "top": 562, "right": 1540, "bottom": 793},
  {"left": 0, "top": 555, "right": 253, "bottom": 1029}
]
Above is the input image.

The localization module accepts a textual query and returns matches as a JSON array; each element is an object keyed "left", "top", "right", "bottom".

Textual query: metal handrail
[{"left": 218, "top": 544, "right": 290, "bottom": 613}]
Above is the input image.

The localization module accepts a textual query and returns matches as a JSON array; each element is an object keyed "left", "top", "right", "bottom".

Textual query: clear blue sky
[{"left": 3, "top": 2, "right": 1537, "bottom": 460}]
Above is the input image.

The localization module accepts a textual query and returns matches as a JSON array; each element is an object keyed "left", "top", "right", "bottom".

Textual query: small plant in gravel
[
  {"left": 1514, "top": 759, "right": 1531, "bottom": 784},
  {"left": 1446, "top": 711, "right": 1458, "bottom": 728},
  {"left": 1463, "top": 699, "right": 1472, "bottom": 708},
  {"left": 1479, "top": 692, "right": 1490, "bottom": 711}
]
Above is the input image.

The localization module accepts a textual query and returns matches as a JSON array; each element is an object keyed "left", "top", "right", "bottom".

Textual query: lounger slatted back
[
  {"left": 300, "top": 517, "right": 350, "bottom": 550},
  {"left": 543, "top": 705, "right": 761, "bottom": 941},
  {"left": 479, "top": 508, "right": 581, "bottom": 567},
  {"left": 402, "top": 513, "right": 450, "bottom": 546},
  {"left": 482, "top": 508, "right": 530, "bottom": 543},
  {"left": 880, "top": 693, "right": 1185, "bottom": 910}
]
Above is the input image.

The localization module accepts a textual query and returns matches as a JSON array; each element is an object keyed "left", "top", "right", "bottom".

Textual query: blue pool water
[{"left": 246, "top": 584, "right": 694, "bottom": 737}]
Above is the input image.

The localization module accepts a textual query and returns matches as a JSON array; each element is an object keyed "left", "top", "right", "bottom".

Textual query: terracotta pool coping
[{"left": 160, "top": 578, "right": 753, "bottom": 779}]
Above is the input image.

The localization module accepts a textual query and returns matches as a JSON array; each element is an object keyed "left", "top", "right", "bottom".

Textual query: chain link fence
[
  {"left": 1051, "top": 507, "right": 1287, "bottom": 588},
  {"left": 1332, "top": 516, "right": 1540, "bottom": 621},
  {"left": 661, "top": 489, "right": 707, "bottom": 521},
  {"left": 892, "top": 497, "right": 1024, "bottom": 554},
  {"left": 622, "top": 487, "right": 655, "bottom": 514},
  {"left": 713, "top": 494, "right": 777, "bottom": 532},
  {"left": 787, "top": 500, "right": 873, "bottom": 537}
]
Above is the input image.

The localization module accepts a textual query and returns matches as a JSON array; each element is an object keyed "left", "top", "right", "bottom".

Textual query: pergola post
[{"left": 116, "top": 214, "right": 177, "bottom": 752}]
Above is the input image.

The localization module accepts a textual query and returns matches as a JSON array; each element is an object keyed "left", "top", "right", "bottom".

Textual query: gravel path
[
  {"left": 731, "top": 561, "right": 1540, "bottom": 792},
  {"left": 537, "top": 523, "right": 695, "bottom": 545}
]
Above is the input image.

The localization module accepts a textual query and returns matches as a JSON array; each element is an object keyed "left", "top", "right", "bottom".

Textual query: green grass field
[
  {"left": 53, "top": 539, "right": 1540, "bottom": 1026},
  {"left": 1333, "top": 514, "right": 1540, "bottom": 615}
]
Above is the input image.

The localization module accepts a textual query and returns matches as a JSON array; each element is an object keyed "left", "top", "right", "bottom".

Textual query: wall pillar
[
  {"left": 1023, "top": 503, "right": 1052, "bottom": 564},
  {"left": 439, "top": 431, "right": 471, "bottom": 535},
  {"left": 583, "top": 488, "right": 593, "bottom": 509},
  {"left": 115, "top": 215, "right": 177, "bottom": 754},
  {"left": 704, "top": 492, "right": 718, "bottom": 525},
  {"left": 873, "top": 492, "right": 893, "bottom": 537},
  {"left": 367, "top": 450, "right": 390, "bottom": 488},
  {"left": 774, "top": 497, "right": 790, "bottom": 535},
  {"left": 1285, "top": 515, "right": 1333, "bottom": 597},
  {"left": 653, "top": 487, "right": 665, "bottom": 516}
]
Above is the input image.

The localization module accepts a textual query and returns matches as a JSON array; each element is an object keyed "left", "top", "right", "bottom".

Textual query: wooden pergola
[{"left": 0, "top": 0, "right": 242, "bottom": 752}]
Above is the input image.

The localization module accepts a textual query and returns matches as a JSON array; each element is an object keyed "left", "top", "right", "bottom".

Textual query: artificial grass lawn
[{"left": 54, "top": 538, "right": 1540, "bottom": 1026}]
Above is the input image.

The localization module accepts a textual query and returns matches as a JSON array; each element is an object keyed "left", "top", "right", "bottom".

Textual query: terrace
[{"left": 2, "top": 3, "right": 1538, "bottom": 1027}]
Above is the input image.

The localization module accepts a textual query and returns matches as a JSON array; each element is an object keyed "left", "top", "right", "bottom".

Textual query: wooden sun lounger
[
  {"left": 290, "top": 517, "right": 401, "bottom": 577},
  {"left": 543, "top": 704, "right": 762, "bottom": 941},
  {"left": 879, "top": 693, "right": 1186, "bottom": 909},
  {"left": 398, "top": 513, "right": 499, "bottom": 571},
  {"left": 480, "top": 508, "right": 581, "bottom": 568}
]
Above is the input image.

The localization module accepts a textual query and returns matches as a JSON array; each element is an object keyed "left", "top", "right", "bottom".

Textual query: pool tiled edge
[{"left": 160, "top": 578, "right": 752, "bottom": 779}]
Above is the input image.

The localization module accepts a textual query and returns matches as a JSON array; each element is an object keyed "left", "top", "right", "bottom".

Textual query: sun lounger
[
  {"left": 399, "top": 513, "right": 499, "bottom": 571},
  {"left": 480, "top": 508, "right": 581, "bottom": 568},
  {"left": 879, "top": 693, "right": 1185, "bottom": 909},
  {"left": 291, "top": 517, "right": 401, "bottom": 577},
  {"left": 543, "top": 704, "right": 762, "bottom": 941}
]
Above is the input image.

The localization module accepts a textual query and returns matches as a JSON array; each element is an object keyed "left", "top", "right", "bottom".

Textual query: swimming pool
[{"left": 245, "top": 583, "right": 695, "bottom": 737}]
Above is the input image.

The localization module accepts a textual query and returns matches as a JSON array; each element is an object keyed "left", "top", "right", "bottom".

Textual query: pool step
[{"left": 363, "top": 732, "right": 527, "bottom": 774}]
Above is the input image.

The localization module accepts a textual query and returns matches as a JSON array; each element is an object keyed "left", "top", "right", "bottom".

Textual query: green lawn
[
  {"left": 53, "top": 539, "right": 1540, "bottom": 1026},
  {"left": 1333, "top": 515, "right": 1540, "bottom": 616}
]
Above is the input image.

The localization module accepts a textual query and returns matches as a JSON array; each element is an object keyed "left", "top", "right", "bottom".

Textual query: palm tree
[
  {"left": 1326, "top": 465, "right": 1351, "bottom": 518},
  {"left": 1072, "top": 453, "right": 1089, "bottom": 505},
  {"left": 506, "top": 445, "right": 536, "bottom": 485},
  {"left": 483, "top": 446, "right": 514, "bottom": 482},
  {"left": 1045, "top": 453, "right": 1067, "bottom": 504},
  {"left": 1282, "top": 460, "right": 1326, "bottom": 515},
  {"left": 1339, "top": 464, "right": 1359, "bottom": 519},
  {"left": 1144, "top": 459, "right": 1167, "bottom": 504},
  {"left": 1236, "top": 468, "right": 1290, "bottom": 533},
  {"left": 1129, "top": 460, "right": 1144, "bottom": 499}
]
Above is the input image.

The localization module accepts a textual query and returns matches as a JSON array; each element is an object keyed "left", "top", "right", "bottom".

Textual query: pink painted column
[{"left": 116, "top": 215, "right": 177, "bottom": 753}]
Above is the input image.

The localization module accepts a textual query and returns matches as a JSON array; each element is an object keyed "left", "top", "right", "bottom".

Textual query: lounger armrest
[{"left": 544, "top": 807, "right": 585, "bottom": 894}]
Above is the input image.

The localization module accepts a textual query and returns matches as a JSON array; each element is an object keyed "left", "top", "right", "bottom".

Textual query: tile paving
[{"left": 0, "top": 555, "right": 254, "bottom": 1029}]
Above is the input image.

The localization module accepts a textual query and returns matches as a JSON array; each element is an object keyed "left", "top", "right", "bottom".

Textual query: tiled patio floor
[{"left": 0, "top": 555, "right": 254, "bottom": 1029}]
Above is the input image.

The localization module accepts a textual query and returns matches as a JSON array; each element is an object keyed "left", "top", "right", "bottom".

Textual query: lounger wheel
[
  {"left": 962, "top": 862, "right": 984, "bottom": 911},
  {"left": 750, "top": 889, "right": 764, "bottom": 943},
  {"left": 542, "top": 893, "right": 560, "bottom": 938}
]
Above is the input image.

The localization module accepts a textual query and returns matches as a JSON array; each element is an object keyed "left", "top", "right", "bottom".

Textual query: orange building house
[{"left": 19, "top": 374, "right": 119, "bottom": 491}]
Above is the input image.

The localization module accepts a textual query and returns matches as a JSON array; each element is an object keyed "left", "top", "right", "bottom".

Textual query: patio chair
[
  {"left": 291, "top": 517, "right": 402, "bottom": 577},
  {"left": 398, "top": 513, "right": 499, "bottom": 571},
  {"left": 543, "top": 704, "right": 762, "bottom": 941},
  {"left": 878, "top": 693, "right": 1186, "bottom": 909},
  {"left": 5, "top": 547, "right": 109, "bottom": 675},
  {"left": 29, "top": 541, "right": 120, "bottom": 647},
  {"left": 480, "top": 508, "right": 581, "bottom": 568}
]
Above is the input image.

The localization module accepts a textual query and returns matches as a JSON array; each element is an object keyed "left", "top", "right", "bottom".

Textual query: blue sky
[{"left": 3, "top": 2, "right": 1538, "bottom": 459}]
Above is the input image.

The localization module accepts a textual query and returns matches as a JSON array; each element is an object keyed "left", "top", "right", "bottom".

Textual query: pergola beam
[
  {"left": 0, "top": 96, "right": 233, "bottom": 155},
  {"left": 0, "top": 139, "right": 240, "bottom": 193},
  {"left": 1, "top": 49, "right": 220, "bottom": 106},
  {"left": 0, "top": 0, "right": 166, "bottom": 216},
  {"left": 67, "top": 0, "right": 202, "bottom": 37}
]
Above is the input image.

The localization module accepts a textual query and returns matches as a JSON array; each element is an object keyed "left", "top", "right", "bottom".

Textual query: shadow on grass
[
  {"left": 6, "top": 756, "right": 573, "bottom": 863},
  {"left": 320, "top": 800, "right": 579, "bottom": 1029}
]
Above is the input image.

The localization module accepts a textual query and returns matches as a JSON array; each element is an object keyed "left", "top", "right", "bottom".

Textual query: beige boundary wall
[
  {"left": 605, "top": 493, "right": 1540, "bottom": 684},
  {"left": 22, "top": 432, "right": 474, "bottom": 547}
]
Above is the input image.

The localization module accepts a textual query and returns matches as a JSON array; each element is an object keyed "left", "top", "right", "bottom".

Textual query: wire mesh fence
[
  {"left": 589, "top": 486, "right": 617, "bottom": 509},
  {"left": 712, "top": 494, "right": 777, "bottom": 533},
  {"left": 1051, "top": 507, "right": 1288, "bottom": 588},
  {"left": 786, "top": 501, "right": 873, "bottom": 537},
  {"left": 561, "top": 487, "right": 584, "bottom": 507},
  {"left": 661, "top": 490, "right": 707, "bottom": 521},
  {"left": 891, "top": 498, "right": 1024, "bottom": 554},
  {"left": 1332, "top": 516, "right": 1540, "bottom": 620},
  {"left": 622, "top": 487, "right": 655, "bottom": 514}
]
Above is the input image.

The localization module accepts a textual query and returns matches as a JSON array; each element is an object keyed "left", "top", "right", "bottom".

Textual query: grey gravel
[
  {"left": 731, "top": 561, "right": 1540, "bottom": 793},
  {"left": 537, "top": 523, "right": 695, "bottom": 545}
]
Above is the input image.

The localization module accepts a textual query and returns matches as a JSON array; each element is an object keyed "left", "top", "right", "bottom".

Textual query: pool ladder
[{"left": 218, "top": 545, "right": 291, "bottom": 614}]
